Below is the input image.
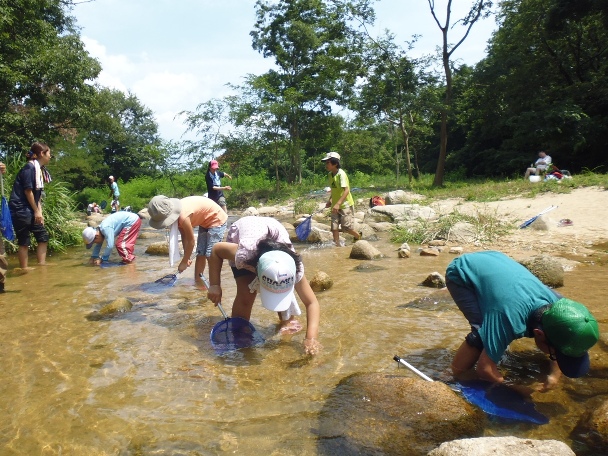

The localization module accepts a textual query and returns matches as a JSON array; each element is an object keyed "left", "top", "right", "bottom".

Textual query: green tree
[
  {"left": 355, "top": 34, "right": 439, "bottom": 183},
  {"left": 455, "top": 0, "right": 608, "bottom": 175},
  {"left": 250, "top": 0, "right": 374, "bottom": 183},
  {"left": 0, "top": 0, "right": 101, "bottom": 157},
  {"left": 427, "top": 0, "right": 493, "bottom": 186},
  {"left": 86, "top": 88, "right": 161, "bottom": 182}
]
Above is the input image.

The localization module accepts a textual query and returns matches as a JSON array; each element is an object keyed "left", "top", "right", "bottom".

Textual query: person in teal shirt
[
  {"left": 446, "top": 251, "right": 599, "bottom": 392},
  {"left": 321, "top": 152, "right": 361, "bottom": 247}
]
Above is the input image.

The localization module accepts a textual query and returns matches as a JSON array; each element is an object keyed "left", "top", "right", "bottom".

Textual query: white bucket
[{"left": 529, "top": 175, "right": 541, "bottom": 183}]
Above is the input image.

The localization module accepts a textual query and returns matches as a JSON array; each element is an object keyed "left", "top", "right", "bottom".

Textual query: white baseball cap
[
  {"left": 82, "top": 227, "right": 97, "bottom": 249},
  {"left": 257, "top": 251, "right": 297, "bottom": 312},
  {"left": 321, "top": 151, "right": 340, "bottom": 161}
]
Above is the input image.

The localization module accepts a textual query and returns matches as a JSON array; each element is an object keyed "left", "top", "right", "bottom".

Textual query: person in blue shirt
[
  {"left": 108, "top": 175, "right": 120, "bottom": 213},
  {"left": 446, "top": 250, "right": 599, "bottom": 393},
  {"left": 82, "top": 211, "right": 141, "bottom": 264}
]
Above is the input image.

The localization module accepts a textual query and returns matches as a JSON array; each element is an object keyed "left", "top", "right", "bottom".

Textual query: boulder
[
  {"left": 428, "top": 437, "right": 575, "bottom": 456},
  {"left": 397, "top": 242, "right": 411, "bottom": 258},
  {"left": 421, "top": 272, "right": 446, "bottom": 288},
  {"left": 349, "top": 240, "right": 383, "bottom": 260},
  {"left": 306, "top": 226, "right": 333, "bottom": 243},
  {"left": 384, "top": 190, "right": 426, "bottom": 205},
  {"left": 146, "top": 241, "right": 169, "bottom": 256},
  {"left": 572, "top": 397, "right": 608, "bottom": 452},
  {"left": 309, "top": 271, "right": 333, "bottom": 292},
  {"left": 86, "top": 213, "right": 105, "bottom": 228},
  {"left": 137, "top": 230, "right": 162, "bottom": 240},
  {"left": 99, "top": 297, "right": 133, "bottom": 315},
  {"left": 420, "top": 248, "right": 440, "bottom": 257},
  {"left": 447, "top": 222, "right": 477, "bottom": 244},
  {"left": 138, "top": 208, "right": 150, "bottom": 220},
  {"left": 318, "top": 373, "right": 485, "bottom": 456},
  {"left": 87, "top": 297, "right": 133, "bottom": 321},
  {"left": 529, "top": 214, "right": 551, "bottom": 231},
  {"left": 519, "top": 255, "right": 564, "bottom": 288},
  {"left": 258, "top": 206, "right": 280, "bottom": 216},
  {"left": 366, "top": 221, "right": 394, "bottom": 232},
  {"left": 241, "top": 207, "right": 258, "bottom": 217},
  {"left": 368, "top": 204, "right": 437, "bottom": 224}
]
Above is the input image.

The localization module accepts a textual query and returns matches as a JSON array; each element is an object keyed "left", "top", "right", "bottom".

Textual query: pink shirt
[
  {"left": 226, "top": 216, "right": 304, "bottom": 281},
  {"left": 178, "top": 196, "right": 227, "bottom": 229}
]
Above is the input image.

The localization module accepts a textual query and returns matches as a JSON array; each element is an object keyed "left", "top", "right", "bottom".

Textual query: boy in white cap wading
[
  {"left": 82, "top": 211, "right": 142, "bottom": 264},
  {"left": 206, "top": 216, "right": 321, "bottom": 355},
  {"left": 321, "top": 152, "right": 361, "bottom": 247}
]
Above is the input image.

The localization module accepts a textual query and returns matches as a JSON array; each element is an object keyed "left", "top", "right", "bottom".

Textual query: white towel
[
  {"left": 33, "top": 160, "right": 44, "bottom": 190},
  {"left": 279, "top": 296, "right": 302, "bottom": 321},
  {"left": 168, "top": 221, "right": 181, "bottom": 267}
]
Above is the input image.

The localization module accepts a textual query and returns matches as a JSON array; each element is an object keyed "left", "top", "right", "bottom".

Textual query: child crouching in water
[{"left": 82, "top": 211, "right": 141, "bottom": 264}]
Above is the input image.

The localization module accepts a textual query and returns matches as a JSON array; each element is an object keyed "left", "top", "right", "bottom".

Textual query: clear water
[{"left": 1, "top": 223, "right": 606, "bottom": 455}]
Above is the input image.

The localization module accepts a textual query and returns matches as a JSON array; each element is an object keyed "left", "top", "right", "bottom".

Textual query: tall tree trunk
[{"left": 398, "top": 117, "right": 414, "bottom": 184}]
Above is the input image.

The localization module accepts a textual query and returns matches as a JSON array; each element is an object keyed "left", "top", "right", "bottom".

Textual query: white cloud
[{"left": 75, "top": 1, "right": 496, "bottom": 141}]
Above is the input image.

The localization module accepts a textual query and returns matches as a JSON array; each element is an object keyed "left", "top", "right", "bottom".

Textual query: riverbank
[{"left": 426, "top": 186, "right": 608, "bottom": 259}]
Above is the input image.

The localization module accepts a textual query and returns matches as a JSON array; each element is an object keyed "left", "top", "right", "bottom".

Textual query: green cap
[{"left": 542, "top": 298, "right": 599, "bottom": 357}]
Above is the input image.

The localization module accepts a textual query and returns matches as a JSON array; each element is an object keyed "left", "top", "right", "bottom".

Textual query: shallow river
[{"left": 1, "top": 219, "right": 606, "bottom": 455}]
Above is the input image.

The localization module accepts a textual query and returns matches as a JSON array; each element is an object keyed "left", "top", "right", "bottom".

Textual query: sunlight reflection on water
[{"left": 0, "top": 222, "right": 606, "bottom": 454}]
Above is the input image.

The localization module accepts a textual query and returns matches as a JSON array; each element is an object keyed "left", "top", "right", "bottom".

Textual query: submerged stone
[{"left": 318, "top": 372, "right": 484, "bottom": 455}]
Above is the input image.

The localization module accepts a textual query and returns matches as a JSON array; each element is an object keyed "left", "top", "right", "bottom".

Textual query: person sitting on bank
[{"left": 524, "top": 151, "right": 552, "bottom": 179}]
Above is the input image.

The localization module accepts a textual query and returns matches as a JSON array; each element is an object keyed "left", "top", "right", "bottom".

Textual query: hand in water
[
  {"left": 279, "top": 319, "right": 302, "bottom": 335},
  {"left": 303, "top": 338, "right": 322, "bottom": 356}
]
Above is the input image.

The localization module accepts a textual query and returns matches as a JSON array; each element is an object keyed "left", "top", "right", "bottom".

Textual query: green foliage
[
  {"left": 293, "top": 198, "right": 319, "bottom": 217},
  {"left": 0, "top": 0, "right": 101, "bottom": 156},
  {"left": 42, "top": 181, "right": 82, "bottom": 252},
  {"left": 454, "top": 0, "right": 608, "bottom": 175}
]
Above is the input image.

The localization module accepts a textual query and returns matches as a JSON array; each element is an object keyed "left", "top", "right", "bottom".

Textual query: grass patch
[{"left": 390, "top": 207, "right": 513, "bottom": 246}]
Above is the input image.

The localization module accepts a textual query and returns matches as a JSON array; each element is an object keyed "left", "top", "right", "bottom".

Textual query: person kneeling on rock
[{"left": 445, "top": 250, "right": 599, "bottom": 394}]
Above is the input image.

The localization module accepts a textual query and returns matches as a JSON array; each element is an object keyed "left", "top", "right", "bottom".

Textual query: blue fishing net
[
  {"left": 210, "top": 317, "right": 265, "bottom": 354},
  {"left": 295, "top": 216, "right": 312, "bottom": 241}
]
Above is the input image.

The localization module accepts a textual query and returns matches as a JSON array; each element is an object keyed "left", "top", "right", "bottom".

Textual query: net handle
[{"left": 201, "top": 275, "right": 228, "bottom": 320}]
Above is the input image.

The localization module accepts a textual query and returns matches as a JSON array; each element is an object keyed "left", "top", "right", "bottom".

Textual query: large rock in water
[
  {"left": 572, "top": 397, "right": 608, "bottom": 453},
  {"left": 349, "top": 240, "right": 383, "bottom": 260},
  {"left": 146, "top": 241, "right": 169, "bottom": 256},
  {"left": 309, "top": 270, "right": 333, "bottom": 292},
  {"left": 318, "top": 373, "right": 485, "bottom": 455},
  {"left": 519, "top": 255, "right": 564, "bottom": 288},
  {"left": 86, "top": 297, "right": 133, "bottom": 320},
  {"left": 428, "top": 437, "right": 575, "bottom": 456}
]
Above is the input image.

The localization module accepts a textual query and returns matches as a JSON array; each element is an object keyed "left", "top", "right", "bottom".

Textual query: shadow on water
[{"left": 0, "top": 220, "right": 607, "bottom": 454}]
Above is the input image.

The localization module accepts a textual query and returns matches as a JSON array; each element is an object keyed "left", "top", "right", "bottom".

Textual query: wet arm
[
  {"left": 295, "top": 276, "right": 320, "bottom": 343},
  {"left": 178, "top": 218, "right": 195, "bottom": 271},
  {"left": 24, "top": 188, "right": 43, "bottom": 223},
  {"left": 206, "top": 242, "right": 238, "bottom": 303}
]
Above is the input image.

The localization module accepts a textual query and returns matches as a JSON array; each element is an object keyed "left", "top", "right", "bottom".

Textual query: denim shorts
[{"left": 196, "top": 221, "right": 227, "bottom": 257}]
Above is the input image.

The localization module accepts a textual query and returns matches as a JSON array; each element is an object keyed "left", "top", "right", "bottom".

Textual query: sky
[{"left": 71, "top": 0, "right": 498, "bottom": 142}]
